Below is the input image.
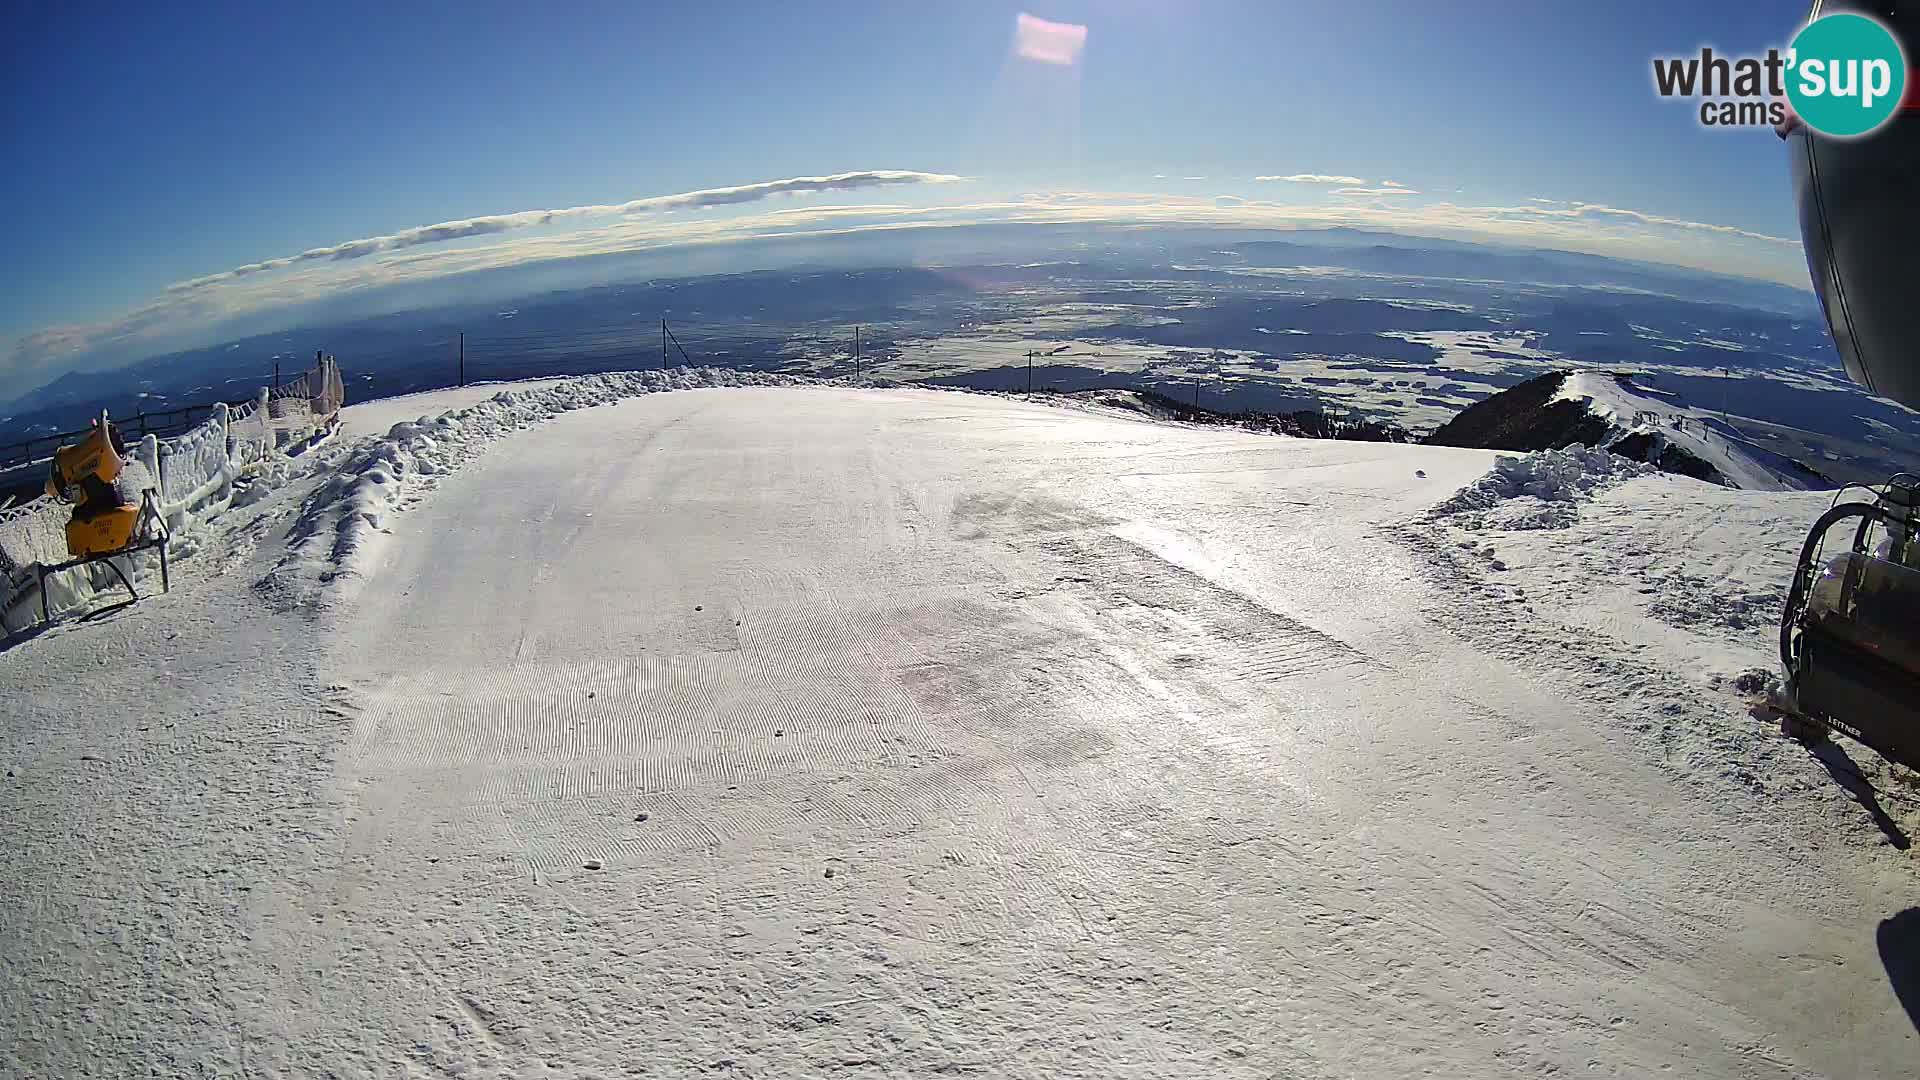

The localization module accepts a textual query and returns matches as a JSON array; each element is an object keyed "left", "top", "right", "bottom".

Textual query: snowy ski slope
[
  {"left": 1553, "top": 371, "right": 1827, "bottom": 492},
  {"left": 1, "top": 377, "right": 1914, "bottom": 1077}
]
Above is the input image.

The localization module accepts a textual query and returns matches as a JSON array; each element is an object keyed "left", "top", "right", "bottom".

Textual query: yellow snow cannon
[
  {"left": 45, "top": 413, "right": 142, "bottom": 557},
  {"left": 26, "top": 412, "right": 170, "bottom": 626}
]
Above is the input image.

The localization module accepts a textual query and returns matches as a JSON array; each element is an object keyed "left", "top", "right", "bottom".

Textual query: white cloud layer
[
  {"left": 3, "top": 176, "right": 1809, "bottom": 396},
  {"left": 165, "top": 170, "right": 963, "bottom": 296},
  {"left": 1256, "top": 174, "right": 1369, "bottom": 185}
]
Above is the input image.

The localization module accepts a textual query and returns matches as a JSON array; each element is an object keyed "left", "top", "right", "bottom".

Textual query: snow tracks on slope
[{"left": 258, "top": 368, "right": 816, "bottom": 609}]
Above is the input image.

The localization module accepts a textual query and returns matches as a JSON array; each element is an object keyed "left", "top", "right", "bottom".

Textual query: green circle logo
[{"left": 1787, "top": 12, "right": 1907, "bottom": 137}]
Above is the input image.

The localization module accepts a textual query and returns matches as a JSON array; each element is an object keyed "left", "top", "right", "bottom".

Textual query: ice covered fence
[
  {"left": 0, "top": 374, "right": 340, "bottom": 633},
  {"left": 1432, "top": 445, "right": 1654, "bottom": 530}
]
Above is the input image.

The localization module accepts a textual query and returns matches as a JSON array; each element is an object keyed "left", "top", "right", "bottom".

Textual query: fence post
[
  {"left": 210, "top": 403, "right": 233, "bottom": 492},
  {"left": 138, "top": 434, "right": 160, "bottom": 492},
  {"left": 458, "top": 333, "right": 465, "bottom": 387}
]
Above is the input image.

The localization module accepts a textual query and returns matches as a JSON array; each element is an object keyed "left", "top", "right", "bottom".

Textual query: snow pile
[
  {"left": 1432, "top": 444, "right": 1654, "bottom": 529},
  {"left": 261, "top": 367, "right": 817, "bottom": 608},
  {"left": 1061, "top": 389, "right": 1191, "bottom": 423}
]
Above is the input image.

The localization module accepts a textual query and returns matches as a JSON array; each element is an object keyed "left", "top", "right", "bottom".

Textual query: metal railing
[{"left": 0, "top": 400, "right": 254, "bottom": 475}]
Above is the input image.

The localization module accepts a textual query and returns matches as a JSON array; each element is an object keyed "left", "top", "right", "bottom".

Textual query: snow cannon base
[
  {"left": 32, "top": 489, "right": 171, "bottom": 627},
  {"left": 1779, "top": 476, "right": 1920, "bottom": 771}
]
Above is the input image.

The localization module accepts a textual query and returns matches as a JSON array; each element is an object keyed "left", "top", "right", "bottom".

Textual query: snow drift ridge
[{"left": 258, "top": 368, "right": 824, "bottom": 609}]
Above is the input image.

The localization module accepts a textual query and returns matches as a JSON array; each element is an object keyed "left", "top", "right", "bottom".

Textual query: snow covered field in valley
[{"left": 2, "top": 376, "right": 1915, "bottom": 1077}]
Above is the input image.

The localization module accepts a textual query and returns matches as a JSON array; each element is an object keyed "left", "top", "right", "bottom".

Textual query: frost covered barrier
[
  {"left": 261, "top": 367, "right": 818, "bottom": 608},
  {"left": 0, "top": 425, "right": 226, "bottom": 632},
  {"left": 1, "top": 361, "right": 343, "bottom": 633}
]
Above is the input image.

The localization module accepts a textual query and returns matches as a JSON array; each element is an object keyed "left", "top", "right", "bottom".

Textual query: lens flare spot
[{"left": 1015, "top": 13, "right": 1088, "bottom": 67}]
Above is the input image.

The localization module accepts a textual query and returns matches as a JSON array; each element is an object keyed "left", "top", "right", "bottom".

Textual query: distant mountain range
[
  {"left": 2, "top": 224, "right": 1815, "bottom": 415},
  {"left": 1226, "top": 230, "right": 1815, "bottom": 312},
  {"left": 0, "top": 224, "right": 1862, "bottom": 487}
]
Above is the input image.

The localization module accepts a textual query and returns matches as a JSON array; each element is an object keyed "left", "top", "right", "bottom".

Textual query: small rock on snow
[{"left": 583, "top": 859, "right": 604, "bottom": 871}]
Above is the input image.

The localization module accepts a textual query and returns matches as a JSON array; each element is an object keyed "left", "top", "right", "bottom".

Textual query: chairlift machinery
[{"left": 1777, "top": 2, "right": 1920, "bottom": 767}]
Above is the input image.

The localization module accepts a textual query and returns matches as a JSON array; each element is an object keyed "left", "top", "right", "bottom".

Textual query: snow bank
[
  {"left": 1061, "top": 389, "right": 1192, "bottom": 423},
  {"left": 1432, "top": 444, "right": 1654, "bottom": 530},
  {"left": 260, "top": 367, "right": 817, "bottom": 608}
]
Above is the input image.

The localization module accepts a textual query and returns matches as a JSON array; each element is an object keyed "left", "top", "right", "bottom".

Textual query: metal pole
[
  {"left": 1027, "top": 351, "right": 1033, "bottom": 394},
  {"left": 459, "top": 332, "right": 465, "bottom": 387},
  {"left": 855, "top": 325, "right": 861, "bottom": 379},
  {"left": 662, "top": 320, "right": 668, "bottom": 369}
]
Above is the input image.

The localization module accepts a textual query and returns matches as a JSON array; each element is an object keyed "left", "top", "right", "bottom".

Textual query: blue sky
[{"left": 1, "top": 1, "right": 1817, "bottom": 391}]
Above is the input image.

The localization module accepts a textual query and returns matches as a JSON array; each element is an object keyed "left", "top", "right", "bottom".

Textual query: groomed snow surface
[{"left": 3, "top": 373, "right": 1916, "bottom": 1077}]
